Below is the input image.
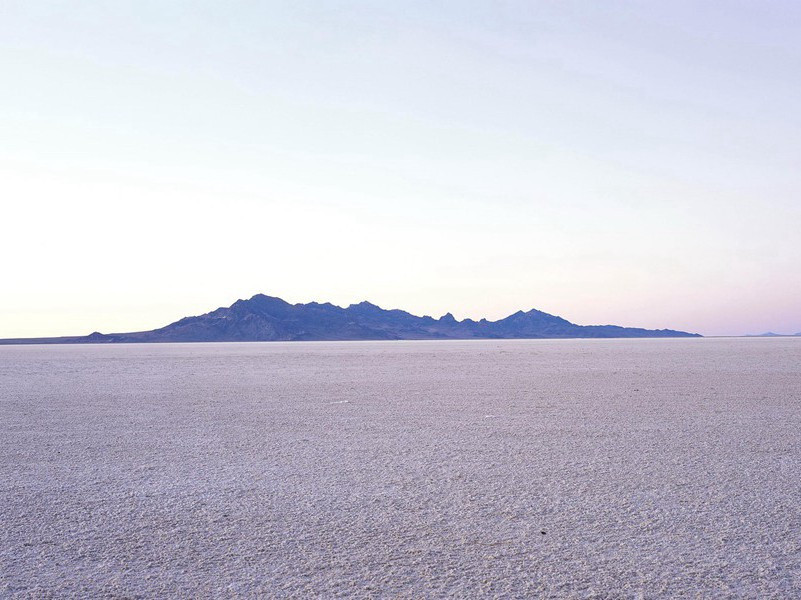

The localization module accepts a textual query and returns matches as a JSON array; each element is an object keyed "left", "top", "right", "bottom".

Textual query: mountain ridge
[{"left": 0, "top": 293, "right": 701, "bottom": 344}]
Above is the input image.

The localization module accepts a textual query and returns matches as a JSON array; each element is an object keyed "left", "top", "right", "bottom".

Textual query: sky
[{"left": 2, "top": 1, "right": 800, "bottom": 338}]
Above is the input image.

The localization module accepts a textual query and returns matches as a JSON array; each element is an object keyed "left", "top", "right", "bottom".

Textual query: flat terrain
[{"left": 1, "top": 338, "right": 800, "bottom": 597}]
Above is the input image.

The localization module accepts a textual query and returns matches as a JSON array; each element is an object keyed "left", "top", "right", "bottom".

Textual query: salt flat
[{"left": 1, "top": 338, "right": 800, "bottom": 598}]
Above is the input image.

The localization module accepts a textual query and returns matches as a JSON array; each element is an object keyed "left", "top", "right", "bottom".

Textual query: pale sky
[{"left": 2, "top": 1, "right": 800, "bottom": 338}]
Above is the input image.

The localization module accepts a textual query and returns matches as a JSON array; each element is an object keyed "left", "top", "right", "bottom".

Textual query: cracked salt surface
[{"left": 1, "top": 338, "right": 800, "bottom": 597}]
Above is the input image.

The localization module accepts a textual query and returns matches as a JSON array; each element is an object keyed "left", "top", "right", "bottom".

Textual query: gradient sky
[{"left": 2, "top": 1, "right": 800, "bottom": 337}]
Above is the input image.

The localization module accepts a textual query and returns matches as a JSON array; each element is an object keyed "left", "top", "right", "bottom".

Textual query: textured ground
[{"left": 1, "top": 338, "right": 800, "bottom": 598}]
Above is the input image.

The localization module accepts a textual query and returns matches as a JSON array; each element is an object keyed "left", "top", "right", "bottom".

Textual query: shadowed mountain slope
[{"left": 0, "top": 293, "right": 701, "bottom": 344}]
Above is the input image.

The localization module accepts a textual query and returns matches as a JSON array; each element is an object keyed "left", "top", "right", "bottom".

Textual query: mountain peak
[
  {"left": 248, "top": 293, "right": 287, "bottom": 303},
  {"left": 350, "top": 300, "right": 380, "bottom": 308},
  {"left": 346, "top": 300, "right": 383, "bottom": 314}
]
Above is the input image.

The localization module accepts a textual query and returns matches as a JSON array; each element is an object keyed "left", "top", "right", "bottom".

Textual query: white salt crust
[{"left": 1, "top": 338, "right": 800, "bottom": 597}]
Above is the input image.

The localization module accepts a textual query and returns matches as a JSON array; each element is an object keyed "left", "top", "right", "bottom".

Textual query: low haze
[{"left": 2, "top": 1, "right": 800, "bottom": 337}]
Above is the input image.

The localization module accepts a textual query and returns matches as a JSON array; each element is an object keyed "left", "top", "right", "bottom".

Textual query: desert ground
[{"left": 1, "top": 338, "right": 800, "bottom": 597}]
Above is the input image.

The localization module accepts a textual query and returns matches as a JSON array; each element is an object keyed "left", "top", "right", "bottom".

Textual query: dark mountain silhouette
[{"left": 0, "top": 293, "right": 701, "bottom": 344}]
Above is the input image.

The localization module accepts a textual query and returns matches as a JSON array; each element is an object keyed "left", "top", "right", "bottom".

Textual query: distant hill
[
  {"left": 745, "top": 332, "right": 801, "bottom": 337},
  {"left": 0, "top": 293, "right": 701, "bottom": 344}
]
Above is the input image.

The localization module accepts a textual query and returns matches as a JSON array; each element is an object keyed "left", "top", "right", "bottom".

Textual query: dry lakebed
[{"left": 1, "top": 338, "right": 800, "bottom": 597}]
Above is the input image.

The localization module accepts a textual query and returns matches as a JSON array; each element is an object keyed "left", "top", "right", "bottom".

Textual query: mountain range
[{"left": 0, "top": 293, "right": 701, "bottom": 344}]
